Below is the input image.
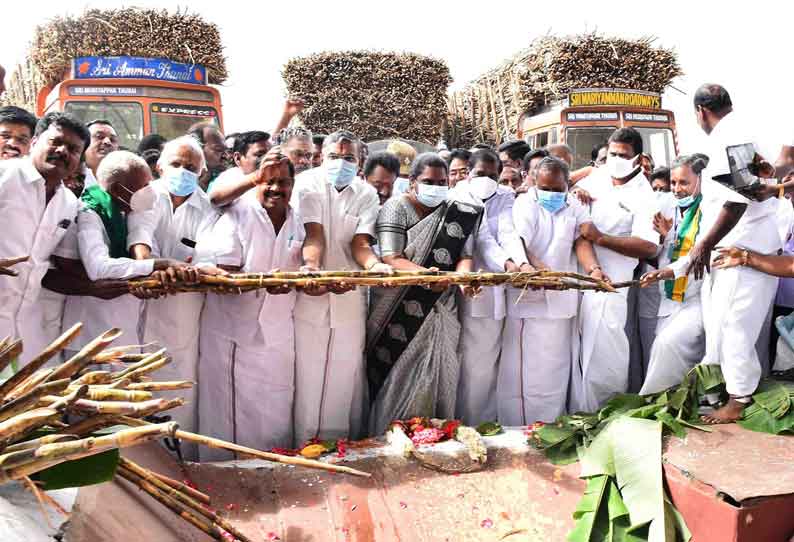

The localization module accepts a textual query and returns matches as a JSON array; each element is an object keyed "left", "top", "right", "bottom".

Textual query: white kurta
[
  {"left": 195, "top": 197, "right": 303, "bottom": 461},
  {"left": 451, "top": 183, "right": 526, "bottom": 425},
  {"left": 60, "top": 209, "right": 153, "bottom": 351},
  {"left": 290, "top": 168, "right": 379, "bottom": 445},
  {"left": 500, "top": 190, "right": 591, "bottom": 424},
  {"left": 640, "top": 204, "right": 706, "bottom": 395},
  {"left": 127, "top": 181, "right": 219, "bottom": 445},
  {"left": 696, "top": 113, "right": 780, "bottom": 397},
  {"left": 571, "top": 168, "right": 659, "bottom": 412},
  {"left": 0, "top": 158, "right": 79, "bottom": 365}
]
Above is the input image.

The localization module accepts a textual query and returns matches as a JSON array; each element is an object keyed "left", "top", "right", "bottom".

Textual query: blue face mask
[
  {"left": 416, "top": 183, "right": 448, "bottom": 208},
  {"left": 537, "top": 189, "right": 567, "bottom": 213},
  {"left": 165, "top": 167, "right": 199, "bottom": 197},
  {"left": 326, "top": 158, "right": 358, "bottom": 189},
  {"left": 676, "top": 194, "right": 696, "bottom": 208}
]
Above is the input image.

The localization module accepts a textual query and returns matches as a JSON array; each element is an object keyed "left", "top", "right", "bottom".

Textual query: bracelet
[{"left": 741, "top": 250, "right": 749, "bottom": 266}]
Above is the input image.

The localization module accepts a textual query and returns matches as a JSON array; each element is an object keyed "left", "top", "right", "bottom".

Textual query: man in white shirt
[
  {"left": 274, "top": 126, "right": 314, "bottom": 176},
  {"left": 684, "top": 84, "right": 780, "bottom": 423},
  {"left": 195, "top": 150, "right": 304, "bottom": 460},
  {"left": 451, "top": 149, "right": 528, "bottom": 425},
  {"left": 127, "top": 136, "right": 219, "bottom": 450},
  {"left": 56, "top": 151, "right": 198, "bottom": 355},
  {"left": 638, "top": 155, "right": 708, "bottom": 394},
  {"left": 503, "top": 157, "right": 606, "bottom": 424},
  {"left": 573, "top": 128, "right": 660, "bottom": 412},
  {"left": 0, "top": 112, "right": 87, "bottom": 364},
  {"left": 207, "top": 130, "right": 271, "bottom": 206},
  {"left": 81, "top": 120, "right": 119, "bottom": 189},
  {"left": 291, "top": 130, "right": 392, "bottom": 445}
]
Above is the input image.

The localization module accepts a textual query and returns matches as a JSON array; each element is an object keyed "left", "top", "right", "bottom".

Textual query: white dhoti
[
  {"left": 456, "top": 314, "right": 503, "bottom": 425},
  {"left": 293, "top": 318, "right": 366, "bottom": 446},
  {"left": 701, "top": 266, "right": 778, "bottom": 397},
  {"left": 141, "top": 293, "right": 204, "bottom": 459},
  {"left": 197, "top": 326, "right": 295, "bottom": 462},
  {"left": 571, "top": 290, "right": 629, "bottom": 413},
  {"left": 498, "top": 317, "right": 572, "bottom": 425},
  {"left": 640, "top": 296, "right": 705, "bottom": 395}
]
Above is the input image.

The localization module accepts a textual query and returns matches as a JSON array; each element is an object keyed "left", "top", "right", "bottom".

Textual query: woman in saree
[{"left": 366, "top": 152, "right": 483, "bottom": 435}]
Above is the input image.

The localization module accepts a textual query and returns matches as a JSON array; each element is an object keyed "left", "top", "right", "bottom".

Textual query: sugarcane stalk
[
  {"left": 1, "top": 422, "right": 178, "bottom": 480},
  {"left": 0, "top": 409, "right": 61, "bottom": 450},
  {"left": 116, "top": 467, "right": 233, "bottom": 542},
  {"left": 46, "top": 328, "right": 123, "bottom": 383},
  {"left": 126, "top": 381, "right": 193, "bottom": 392},
  {"left": 63, "top": 387, "right": 153, "bottom": 402},
  {"left": 119, "top": 417, "right": 371, "bottom": 478},
  {"left": 111, "top": 348, "right": 166, "bottom": 380},
  {"left": 44, "top": 396, "right": 183, "bottom": 417},
  {"left": 73, "top": 371, "right": 113, "bottom": 385},
  {"left": 0, "top": 379, "right": 71, "bottom": 423},
  {"left": 120, "top": 357, "right": 171, "bottom": 382},
  {"left": 145, "top": 467, "right": 210, "bottom": 505},
  {"left": 3, "top": 369, "right": 55, "bottom": 403},
  {"left": 0, "top": 323, "right": 82, "bottom": 401},
  {"left": 48, "top": 385, "right": 89, "bottom": 411},
  {"left": 119, "top": 458, "right": 251, "bottom": 542},
  {"left": 2, "top": 434, "right": 78, "bottom": 454},
  {"left": 61, "top": 414, "right": 120, "bottom": 437}
]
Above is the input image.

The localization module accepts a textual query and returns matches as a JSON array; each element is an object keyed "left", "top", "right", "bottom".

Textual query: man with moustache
[
  {"left": 0, "top": 106, "right": 37, "bottom": 160},
  {"left": 0, "top": 112, "right": 88, "bottom": 364},
  {"left": 195, "top": 148, "right": 304, "bottom": 459}
]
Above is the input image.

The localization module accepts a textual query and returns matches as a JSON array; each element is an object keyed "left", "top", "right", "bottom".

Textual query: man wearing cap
[{"left": 386, "top": 140, "right": 416, "bottom": 198}]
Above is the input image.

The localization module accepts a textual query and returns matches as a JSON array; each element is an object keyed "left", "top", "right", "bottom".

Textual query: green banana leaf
[
  {"left": 568, "top": 475, "right": 610, "bottom": 542},
  {"left": 33, "top": 449, "right": 120, "bottom": 490},
  {"left": 738, "top": 402, "right": 794, "bottom": 435},
  {"left": 476, "top": 421, "right": 502, "bottom": 436},
  {"left": 751, "top": 381, "right": 792, "bottom": 419}
]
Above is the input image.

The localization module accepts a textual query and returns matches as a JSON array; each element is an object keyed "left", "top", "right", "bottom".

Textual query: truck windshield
[
  {"left": 565, "top": 127, "right": 617, "bottom": 169},
  {"left": 150, "top": 104, "right": 219, "bottom": 142},
  {"left": 64, "top": 102, "right": 143, "bottom": 150},
  {"left": 633, "top": 127, "right": 675, "bottom": 167}
]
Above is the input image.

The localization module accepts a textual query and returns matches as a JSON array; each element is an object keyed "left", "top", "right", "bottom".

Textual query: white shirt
[
  {"left": 699, "top": 112, "right": 780, "bottom": 254},
  {"left": 452, "top": 182, "right": 526, "bottom": 319},
  {"left": 60, "top": 207, "right": 153, "bottom": 349},
  {"left": 83, "top": 165, "right": 98, "bottom": 189},
  {"left": 577, "top": 167, "right": 659, "bottom": 284},
  {"left": 198, "top": 197, "right": 304, "bottom": 345},
  {"left": 290, "top": 167, "right": 379, "bottom": 327},
  {"left": 0, "top": 158, "right": 79, "bottom": 348},
  {"left": 207, "top": 166, "right": 247, "bottom": 207},
  {"left": 127, "top": 181, "right": 219, "bottom": 348},
  {"left": 508, "top": 189, "right": 592, "bottom": 319}
]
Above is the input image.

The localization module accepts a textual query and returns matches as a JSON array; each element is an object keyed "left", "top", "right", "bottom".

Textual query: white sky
[{"left": 3, "top": 1, "right": 793, "bottom": 158}]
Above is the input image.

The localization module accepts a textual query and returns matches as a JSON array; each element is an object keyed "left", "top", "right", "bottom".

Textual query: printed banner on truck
[
  {"left": 569, "top": 89, "right": 661, "bottom": 109},
  {"left": 72, "top": 56, "right": 207, "bottom": 86}
]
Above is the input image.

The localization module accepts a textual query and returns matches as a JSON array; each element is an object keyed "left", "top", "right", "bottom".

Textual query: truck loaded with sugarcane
[{"left": 0, "top": 8, "right": 227, "bottom": 150}]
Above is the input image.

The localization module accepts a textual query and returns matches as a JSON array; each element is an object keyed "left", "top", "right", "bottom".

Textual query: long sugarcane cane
[
  {"left": 128, "top": 269, "right": 617, "bottom": 294},
  {"left": 145, "top": 467, "right": 211, "bottom": 505},
  {"left": 119, "top": 458, "right": 252, "bottom": 542},
  {"left": 119, "top": 416, "right": 371, "bottom": 478},
  {"left": 46, "top": 328, "right": 122, "bottom": 382},
  {"left": 0, "top": 339, "right": 23, "bottom": 374},
  {"left": 0, "top": 379, "right": 71, "bottom": 423}
]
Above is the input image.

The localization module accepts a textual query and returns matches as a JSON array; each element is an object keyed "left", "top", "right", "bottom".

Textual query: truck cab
[
  {"left": 517, "top": 88, "right": 678, "bottom": 169},
  {"left": 36, "top": 56, "right": 224, "bottom": 150}
]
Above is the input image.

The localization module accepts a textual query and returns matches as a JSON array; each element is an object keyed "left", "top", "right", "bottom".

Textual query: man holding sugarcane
[
  {"left": 127, "top": 136, "right": 220, "bottom": 455},
  {"left": 0, "top": 112, "right": 87, "bottom": 366},
  {"left": 291, "top": 130, "right": 392, "bottom": 445},
  {"left": 195, "top": 147, "right": 303, "bottom": 459},
  {"left": 452, "top": 149, "right": 528, "bottom": 426},
  {"left": 52, "top": 151, "right": 199, "bottom": 358}
]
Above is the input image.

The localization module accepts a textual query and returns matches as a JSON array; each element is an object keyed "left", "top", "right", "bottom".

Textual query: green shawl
[{"left": 81, "top": 185, "right": 128, "bottom": 258}]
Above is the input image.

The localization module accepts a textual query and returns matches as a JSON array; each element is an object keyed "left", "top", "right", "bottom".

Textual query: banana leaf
[
  {"left": 693, "top": 365, "right": 724, "bottom": 395},
  {"left": 654, "top": 411, "right": 686, "bottom": 439},
  {"left": 751, "top": 381, "right": 792, "bottom": 419},
  {"left": 737, "top": 402, "right": 794, "bottom": 435},
  {"left": 33, "top": 449, "right": 120, "bottom": 490},
  {"left": 568, "top": 475, "right": 609, "bottom": 542}
]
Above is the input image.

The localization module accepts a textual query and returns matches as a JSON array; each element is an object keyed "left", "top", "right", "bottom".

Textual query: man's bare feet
[{"left": 701, "top": 398, "right": 746, "bottom": 424}]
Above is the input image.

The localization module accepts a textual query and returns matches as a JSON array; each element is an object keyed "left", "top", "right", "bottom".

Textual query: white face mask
[
  {"left": 129, "top": 184, "right": 157, "bottom": 212},
  {"left": 416, "top": 183, "right": 448, "bottom": 208},
  {"left": 469, "top": 176, "right": 498, "bottom": 201},
  {"left": 606, "top": 155, "right": 639, "bottom": 180}
]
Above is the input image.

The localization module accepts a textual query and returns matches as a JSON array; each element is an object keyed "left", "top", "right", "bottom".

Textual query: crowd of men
[{"left": 3, "top": 82, "right": 794, "bottom": 460}]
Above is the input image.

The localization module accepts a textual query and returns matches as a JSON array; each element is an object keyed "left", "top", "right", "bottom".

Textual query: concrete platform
[{"left": 62, "top": 425, "right": 794, "bottom": 542}]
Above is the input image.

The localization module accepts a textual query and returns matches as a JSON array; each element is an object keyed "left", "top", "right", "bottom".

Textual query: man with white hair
[
  {"left": 127, "top": 137, "right": 219, "bottom": 453},
  {"left": 292, "top": 130, "right": 392, "bottom": 445},
  {"left": 55, "top": 150, "right": 198, "bottom": 356}
]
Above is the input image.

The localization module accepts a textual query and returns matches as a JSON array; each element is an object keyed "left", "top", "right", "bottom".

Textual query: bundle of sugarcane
[
  {"left": 0, "top": 256, "right": 28, "bottom": 277},
  {"left": 282, "top": 51, "right": 452, "bottom": 143},
  {"left": 2, "top": 8, "right": 227, "bottom": 111},
  {"left": 0, "top": 323, "right": 370, "bottom": 540},
  {"left": 128, "top": 269, "right": 622, "bottom": 295},
  {"left": 445, "top": 33, "right": 682, "bottom": 147}
]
